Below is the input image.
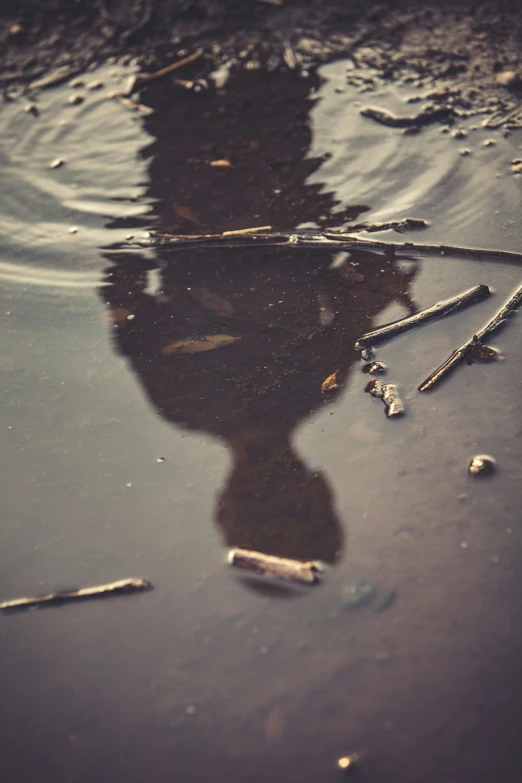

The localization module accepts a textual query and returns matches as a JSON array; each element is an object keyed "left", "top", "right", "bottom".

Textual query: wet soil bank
[{"left": 2, "top": 0, "right": 522, "bottom": 124}]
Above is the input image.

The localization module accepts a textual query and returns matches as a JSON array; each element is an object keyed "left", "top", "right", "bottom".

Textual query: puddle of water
[{"left": 0, "top": 60, "right": 521, "bottom": 782}]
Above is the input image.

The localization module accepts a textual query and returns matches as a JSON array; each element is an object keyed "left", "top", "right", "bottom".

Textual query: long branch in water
[
  {"left": 135, "top": 230, "right": 522, "bottom": 264},
  {"left": 356, "top": 284, "right": 492, "bottom": 348},
  {"left": 418, "top": 281, "right": 522, "bottom": 391}
]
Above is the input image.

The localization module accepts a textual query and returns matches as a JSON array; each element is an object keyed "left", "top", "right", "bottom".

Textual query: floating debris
[
  {"left": 0, "top": 578, "right": 153, "bottom": 613},
  {"left": 162, "top": 334, "right": 241, "bottom": 355},
  {"left": 50, "top": 158, "right": 64, "bottom": 169},
  {"left": 469, "top": 454, "right": 496, "bottom": 475},
  {"left": 210, "top": 159, "right": 233, "bottom": 168},
  {"left": 363, "top": 361, "right": 387, "bottom": 375},
  {"left": 366, "top": 379, "right": 383, "bottom": 397},
  {"left": 419, "top": 281, "right": 522, "bottom": 391},
  {"left": 321, "top": 370, "right": 339, "bottom": 393},
  {"left": 360, "top": 105, "right": 452, "bottom": 128},
  {"left": 337, "top": 754, "right": 359, "bottom": 772},
  {"left": 361, "top": 347, "right": 375, "bottom": 361},
  {"left": 356, "top": 284, "right": 491, "bottom": 349},
  {"left": 228, "top": 548, "right": 323, "bottom": 585},
  {"left": 381, "top": 383, "right": 405, "bottom": 417}
]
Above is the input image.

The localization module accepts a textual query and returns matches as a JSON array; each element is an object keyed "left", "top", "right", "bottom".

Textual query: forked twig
[{"left": 419, "top": 281, "right": 522, "bottom": 391}]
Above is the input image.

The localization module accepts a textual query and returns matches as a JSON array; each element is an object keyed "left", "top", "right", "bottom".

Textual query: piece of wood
[
  {"left": 0, "top": 578, "right": 153, "bottom": 612},
  {"left": 228, "top": 548, "right": 323, "bottom": 585},
  {"left": 135, "top": 230, "right": 522, "bottom": 265},
  {"left": 356, "top": 284, "right": 491, "bottom": 348},
  {"left": 418, "top": 281, "right": 522, "bottom": 391}
]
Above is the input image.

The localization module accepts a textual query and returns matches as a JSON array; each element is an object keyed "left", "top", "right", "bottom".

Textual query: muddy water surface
[{"left": 1, "top": 59, "right": 522, "bottom": 782}]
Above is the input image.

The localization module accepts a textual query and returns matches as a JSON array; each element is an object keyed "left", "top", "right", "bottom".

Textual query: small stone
[
  {"left": 483, "top": 139, "right": 496, "bottom": 147},
  {"left": 495, "top": 70, "right": 519, "bottom": 87},
  {"left": 361, "top": 347, "right": 375, "bottom": 361},
  {"left": 513, "top": 162, "right": 522, "bottom": 174},
  {"left": 451, "top": 128, "right": 467, "bottom": 139},
  {"left": 156, "top": 457, "right": 166, "bottom": 463},
  {"left": 460, "top": 541, "right": 469, "bottom": 549},
  {"left": 24, "top": 102, "right": 39, "bottom": 116},
  {"left": 68, "top": 226, "right": 78, "bottom": 234},
  {"left": 127, "top": 314, "right": 135, "bottom": 320},
  {"left": 365, "top": 361, "right": 387, "bottom": 375},
  {"left": 9, "top": 23, "right": 23, "bottom": 36},
  {"left": 469, "top": 454, "right": 496, "bottom": 475},
  {"left": 69, "top": 78, "right": 84, "bottom": 88},
  {"left": 68, "top": 94, "right": 84, "bottom": 105},
  {"left": 86, "top": 80, "right": 104, "bottom": 90},
  {"left": 460, "top": 148, "right": 472, "bottom": 156},
  {"left": 337, "top": 755, "right": 358, "bottom": 772},
  {"left": 50, "top": 158, "right": 64, "bottom": 169}
]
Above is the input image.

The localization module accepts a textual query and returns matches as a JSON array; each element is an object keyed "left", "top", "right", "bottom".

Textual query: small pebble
[
  {"left": 366, "top": 361, "right": 387, "bottom": 375},
  {"left": 337, "top": 755, "right": 358, "bottom": 772},
  {"left": 468, "top": 454, "right": 496, "bottom": 475},
  {"left": 24, "top": 102, "right": 39, "bottom": 115},
  {"left": 68, "top": 94, "right": 84, "bottom": 105},
  {"left": 483, "top": 139, "right": 496, "bottom": 147},
  {"left": 460, "top": 148, "right": 472, "bottom": 156},
  {"left": 495, "top": 70, "right": 519, "bottom": 87},
  {"left": 156, "top": 457, "right": 166, "bottom": 463},
  {"left": 69, "top": 78, "right": 84, "bottom": 88},
  {"left": 361, "top": 347, "right": 375, "bottom": 361},
  {"left": 127, "top": 314, "right": 135, "bottom": 320},
  {"left": 460, "top": 541, "right": 469, "bottom": 549},
  {"left": 451, "top": 128, "right": 467, "bottom": 139},
  {"left": 86, "top": 80, "right": 104, "bottom": 90},
  {"left": 68, "top": 226, "right": 78, "bottom": 234},
  {"left": 50, "top": 158, "right": 64, "bottom": 169}
]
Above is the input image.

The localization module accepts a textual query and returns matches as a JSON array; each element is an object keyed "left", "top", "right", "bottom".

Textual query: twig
[
  {"left": 136, "top": 230, "right": 522, "bottom": 265},
  {"left": 228, "top": 548, "right": 323, "bottom": 585},
  {"left": 418, "top": 281, "right": 522, "bottom": 391},
  {"left": 356, "top": 284, "right": 491, "bottom": 348},
  {"left": 1, "top": 578, "right": 153, "bottom": 613},
  {"left": 135, "top": 49, "right": 203, "bottom": 85},
  {"left": 360, "top": 105, "right": 453, "bottom": 128}
]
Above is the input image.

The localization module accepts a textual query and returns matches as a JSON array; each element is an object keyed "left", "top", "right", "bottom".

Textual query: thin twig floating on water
[
  {"left": 0, "top": 578, "right": 153, "bottom": 613},
  {"left": 418, "top": 281, "right": 522, "bottom": 391},
  {"left": 228, "top": 548, "right": 323, "bottom": 585},
  {"left": 135, "top": 230, "right": 522, "bottom": 264},
  {"left": 360, "top": 105, "right": 453, "bottom": 128},
  {"left": 356, "top": 284, "right": 492, "bottom": 349}
]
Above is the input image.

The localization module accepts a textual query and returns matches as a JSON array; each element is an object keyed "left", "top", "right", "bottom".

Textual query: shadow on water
[{"left": 100, "top": 69, "right": 417, "bottom": 581}]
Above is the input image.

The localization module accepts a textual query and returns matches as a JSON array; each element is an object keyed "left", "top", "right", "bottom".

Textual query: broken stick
[
  {"left": 419, "top": 281, "right": 522, "bottom": 391},
  {"left": 228, "top": 548, "right": 323, "bottom": 585},
  {"left": 356, "top": 284, "right": 491, "bottom": 348},
  {"left": 0, "top": 578, "right": 153, "bottom": 613}
]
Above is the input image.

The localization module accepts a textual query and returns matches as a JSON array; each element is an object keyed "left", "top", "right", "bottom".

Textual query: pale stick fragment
[
  {"left": 228, "top": 548, "right": 323, "bottom": 585},
  {"left": 1, "top": 578, "right": 153, "bottom": 613}
]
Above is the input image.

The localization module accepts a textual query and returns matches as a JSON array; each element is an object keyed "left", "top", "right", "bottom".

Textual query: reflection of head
[{"left": 100, "top": 65, "right": 418, "bottom": 570}]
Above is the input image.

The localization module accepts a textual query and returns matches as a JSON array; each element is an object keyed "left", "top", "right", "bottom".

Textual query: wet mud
[{"left": 0, "top": 20, "right": 522, "bottom": 783}]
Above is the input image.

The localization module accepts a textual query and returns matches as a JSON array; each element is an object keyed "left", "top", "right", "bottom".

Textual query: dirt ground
[{"left": 1, "top": 0, "right": 522, "bottom": 127}]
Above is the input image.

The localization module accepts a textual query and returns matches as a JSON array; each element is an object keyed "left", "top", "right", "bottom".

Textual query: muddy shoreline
[{"left": 2, "top": 1, "right": 522, "bottom": 127}]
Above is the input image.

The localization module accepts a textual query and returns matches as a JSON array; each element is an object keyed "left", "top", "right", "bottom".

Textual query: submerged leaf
[
  {"left": 189, "top": 287, "right": 235, "bottom": 316},
  {"left": 321, "top": 371, "right": 339, "bottom": 393},
  {"left": 162, "top": 334, "right": 241, "bottom": 355}
]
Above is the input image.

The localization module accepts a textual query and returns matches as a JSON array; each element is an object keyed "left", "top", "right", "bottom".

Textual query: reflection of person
[{"left": 100, "top": 66, "right": 417, "bottom": 573}]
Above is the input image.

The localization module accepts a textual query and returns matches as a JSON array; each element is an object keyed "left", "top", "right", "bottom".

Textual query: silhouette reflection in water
[{"left": 100, "top": 68, "right": 417, "bottom": 580}]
